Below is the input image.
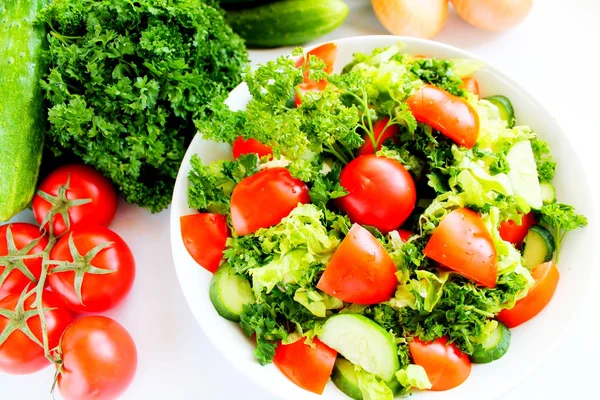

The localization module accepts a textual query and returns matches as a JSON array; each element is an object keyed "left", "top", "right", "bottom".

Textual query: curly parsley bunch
[{"left": 39, "top": 0, "right": 248, "bottom": 211}]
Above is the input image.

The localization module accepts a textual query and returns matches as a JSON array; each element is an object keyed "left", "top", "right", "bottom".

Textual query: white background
[{"left": 2, "top": 0, "right": 599, "bottom": 399}]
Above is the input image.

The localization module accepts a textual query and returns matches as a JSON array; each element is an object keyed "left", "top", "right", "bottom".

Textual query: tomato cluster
[{"left": 0, "top": 164, "right": 137, "bottom": 400}]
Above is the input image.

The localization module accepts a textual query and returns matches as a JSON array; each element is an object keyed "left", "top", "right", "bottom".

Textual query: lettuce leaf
[
  {"left": 355, "top": 366, "right": 395, "bottom": 400},
  {"left": 395, "top": 364, "right": 432, "bottom": 390}
]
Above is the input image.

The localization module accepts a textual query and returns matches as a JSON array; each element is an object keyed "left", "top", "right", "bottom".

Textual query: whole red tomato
[
  {"left": 336, "top": 155, "right": 416, "bottom": 234},
  {"left": 0, "top": 290, "right": 72, "bottom": 375},
  {"left": 230, "top": 168, "right": 309, "bottom": 236},
  {"left": 57, "top": 316, "right": 137, "bottom": 400},
  {"left": 33, "top": 164, "right": 118, "bottom": 237},
  {"left": 48, "top": 227, "right": 135, "bottom": 313},
  {"left": 0, "top": 223, "right": 48, "bottom": 298}
]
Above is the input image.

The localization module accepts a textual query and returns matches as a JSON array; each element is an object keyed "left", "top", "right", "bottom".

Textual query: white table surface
[{"left": 2, "top": 0, "right": 599, "bottom": 399}]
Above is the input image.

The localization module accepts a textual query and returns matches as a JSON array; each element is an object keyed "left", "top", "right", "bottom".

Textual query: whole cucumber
[
  {"left": 0, "top": 0, "right": 47, "bottom": 221},
  {"left": 226, "top": 0, "right": 349, "bottom": 47}
]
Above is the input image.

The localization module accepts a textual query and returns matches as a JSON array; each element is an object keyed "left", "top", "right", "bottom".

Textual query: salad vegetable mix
[{"left": 181, "top": 43, "right": 587, "bottom": 397}]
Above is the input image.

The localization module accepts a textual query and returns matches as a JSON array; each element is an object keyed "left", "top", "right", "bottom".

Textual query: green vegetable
[
  {"left": 210, "top": 263, "right": 255, "bottom": 322},
  {"left": 531, "top": 138, "right": 556, "bottom": 183},
  {"left": 332, "top": 358, "right": 407, "bottom": 400},
  {"left": 470, "top": 321, "right": 511, "bottom": 364},
  {"left": 484, "top": 95, "right": 515, "bottom": 128},
  {"left": 0, "top": 0, "right": 48, "bottom": 221},
  {"left": 539, "top": 203, "right": 588, "bottom": 261},
  {"left": 226, "top": 0, "right": 349, "bottom": 47},
  {"left": 506, "top": 140, "right": 543, "bottom": 210},
  {"left": 522, "top": 225, "right": 556, "bottom": 270},
  {"left": 39, "top": 0, "right": 248, "bottom": 212},
  {"left": 220, "top": 0, "right": 280, "bottom": 8},
  {"left": 540, "top": 182, "right": 557, "bottom": 205},
  {"left": 395, "top": 364, "right": 432, "bottom": 390}
]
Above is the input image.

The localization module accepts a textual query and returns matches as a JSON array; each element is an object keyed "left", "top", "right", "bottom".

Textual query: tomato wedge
[
  {"left": 397, "top": 229, "right": 414, "bottom": 242},
  {"left": 317, "top": 224, "right": 397, "bottom": 304},
  {"left": 232, "top": 137, "right": 273, "bottom": 160},
  {"left": 409, "top": 337, "right": 471, "bottom": 391},
  {"left": 273, "top": 337, "right": 337, "bottom": 395},
  {"left": 231, "top": 168, "right": 309, "bottom": 236},
  {"left": 337, "top": 155, "right": 416, "bottom": 234},
  {"left": 498, "top": 261, "right": 559, "bottom": 328},
  {"left": 406, "top": 85, "right": 480, "bottom": 148},
  {"left": 499, "top": 212, "right": 536, "bottom": 247},
  {"left": 460, "top": 77, "right": 480, "bottom": 97},
  {"left": 357, "top": 117, "right": 400, "bottom": 156},
  {"left": 294, "top": 43, "right": 338, "bottom": 107},
  {"left": 180, "top": 213, "right": 229, "bottom": 273},
  {"left": 424, "top": 208, "right": 497, "bottom": 288}
]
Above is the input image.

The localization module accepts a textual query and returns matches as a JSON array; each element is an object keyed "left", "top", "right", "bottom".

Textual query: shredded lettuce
[
  {"left": 355, "top": 366, "right": 395, "bottom": 400},
  {"left": 395, "top": 364, "right": 432, "bottom": 390}
]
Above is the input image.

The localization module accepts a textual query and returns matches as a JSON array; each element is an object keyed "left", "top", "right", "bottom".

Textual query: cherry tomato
[
  {"left": 0, "top": 223, "right": 48, "bottom": 298},
  {"left": 33, "top": 164, "right": 117, "bottom": 237},
  {"left": 48, "top": 227, "right": 135, "bottom": 313},
  {"left": 424, "top": 208, "right": 497, "bottom": 288},
  {"left": 460, "top": 77, "right": 480, "bottom": 97},
  {"left": 499, "top": 212, "right": 536, "bottom": 247},
  {"left": 273, "top": 337, "right": 337, "bottom": 395},
  {"left": 357, "top": 117, "right": 400, "bottom": 156},
  {"left": 409, "top": 337, "right": 472, "bottom": 391},
  {"left": 406, "top": 85, "right": 480, "bottom": 148},
  {"left": 231, "top": 168, "right": 309, "bottom": 236},
  {"left": 0, "top": 290, "right": 72, "bottom": 375},
  {"left": 397, "top": 229, "right": 414, "bottom": 242},
  {"left": 336, "top": 155, "right": 416, "bottom": 234},
  {"left": 180, "top": 213, "right": 229, "bottom": 273},
  {"left": 294, "top": 43, "right": 338, "bottom": 107},
  {"left": 317, "top": 224, "right": 397, "bottom": 304},
  {"left": 498, "top": 261, "right": 559, "bottom": 328},
  {"left": 232, "top": 137, "right": 273, "bottom": 160},
  {"left": 57, "top": 316, "right": 137, "bottom": 400}
]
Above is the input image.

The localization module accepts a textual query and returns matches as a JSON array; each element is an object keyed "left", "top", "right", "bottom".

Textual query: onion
[
  {"left": 371, "top": 0, "right": 448, "bottom": 39},
  {"left": 451, "top": 0, "right": 533, "bottom": 31}
]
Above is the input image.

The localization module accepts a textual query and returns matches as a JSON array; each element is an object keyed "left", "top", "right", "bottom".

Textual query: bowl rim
[{"left": 169, "top": 35, "right": 598, "bottom": 400}]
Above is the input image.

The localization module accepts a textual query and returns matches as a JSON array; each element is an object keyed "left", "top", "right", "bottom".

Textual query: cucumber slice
[
  {"left": 484, "top": 95, "right": 515, "bottom": 128},
  {"left": 209, "top": 263, "right": 254, "bottom": 322},
  {"left": 506, "top": 140, "right": 543, "bottom": 210},
  {"left": 522, "top": 225, "right": 556, "bottom": 270},
  {"left": 331, "top": 358, "right": 403, "bottom": 400},
  {"left": 540, "top": 182, "right": 557, "bottom": 205},
  {"left": 470, "top": 321, "right": 511, "bottom": 364},
  {"left": 319, "top": 314, "right": 400, "bottom": 382}
]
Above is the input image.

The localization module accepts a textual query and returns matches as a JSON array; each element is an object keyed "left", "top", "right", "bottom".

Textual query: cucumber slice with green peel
[
  {"left": 506, "top": 140, "right": 543, "bottom": 210},
  {"left": 523, "top": 225, "right": 556, "bottom": 270},
  {"left": 540, "top": 182, "right": 557, "bottom": 205},
  {"left": 331, "top": 358, "right": 403, "bottom": 400},
  {"left": 470, "top": 322, "right": 511, "bottom": 364},
  {"left": 485, "top": 95, "right": 515, "bottom": 128},
  {"left": 319, "top": 314, "right": 400, "bottom": 382},
  {"left": 209, "top": 263, "right": 254, "bottom": 322}
]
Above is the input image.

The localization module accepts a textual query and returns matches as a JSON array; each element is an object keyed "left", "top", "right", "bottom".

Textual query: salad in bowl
[{"left": 173, "top": 38, "right": 587, "bottom": 399}]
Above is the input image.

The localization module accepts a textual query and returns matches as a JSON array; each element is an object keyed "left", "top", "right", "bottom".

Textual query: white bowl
[{"left": 170, "top": 36, "right": 597, "bottom": 400}]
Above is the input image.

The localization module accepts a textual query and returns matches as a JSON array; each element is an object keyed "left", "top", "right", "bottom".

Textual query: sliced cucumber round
[
  {"left": 506, "top": 140, "right": 543, "bottom": 210},
  {"left": 209, "top": 263, "right": 255, "bottom": 322},
  {"left": 331, "top": 358, "right": 403, "bottom": 400},
  {"left": 484, "top": 95, "right": 515, "bottom": 128},
  {"left": 523, "top": 225, "right": 556, "bottom": 270},
  {"left": 319, "top": 314, "right": 400, "bottom": 382},
  {"left": 540, "top": 182, "right": 557, "bottom": 205},
  {"left": 470, "top": 321, "right": 511, "bottom": 364}
]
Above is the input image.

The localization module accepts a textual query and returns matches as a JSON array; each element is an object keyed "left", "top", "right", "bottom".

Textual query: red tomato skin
[
  {"left": 180, "top": 213, "right": 229, "bottom": 273},
  {"left": 406, "top": 85, "right": 480, "bottom": 148},
  {"left": 317, "top": 224, "right": 397, "bottom": 304},
  {"left": 232, "top": 137, "right": 273, "bottom": 160},
  {"left": 409, "top": 337, "right": 472, "bottom": 391},
  {"left": 295, "top": 42, "right": 338, "bottom": 76},
  {"left": 424, "top": 208, "right": 497, "bottom": 288},
  {"left": 499, "top": 212, "right": 536, "bottom": 247},
  {"left": 33, "top": 164, "right": 117, "bottom": 237},
  {"left": 48, "top": 227, "right": 135, "bottom": 313},
  {"left": 336, "top": 155, "right": 417, "bottom": 234},
  {"left": 498, "top": 262, "right": 559, "bottom": 328},
  {"left": 0, "top": 290, "right": 72, "bottom": 375},
  {"left": 230, "top": 168, "right": 310, "bottom": 236},
  {"left": 273, "top": 338, "right": 337, "bottom": 395},
  {"left": 397, "top": 229, "right": 414, "bottom": 242},
  {"left": 0, "top": 223, "right": 48, "bottom": 298},
  {"left": 460, "top": 77, "right": 480, "bottom": 97},
  {"left": 58, "top": 316, "right": 137, "bottom": 400},
  {"left": 357, "top": 118, "right": 400, "bottom": 156}
]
